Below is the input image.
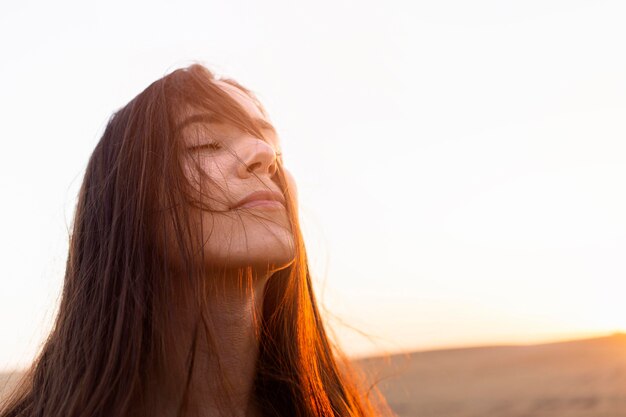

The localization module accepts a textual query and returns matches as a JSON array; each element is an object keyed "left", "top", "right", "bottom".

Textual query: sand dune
[
  {"left": 356, "top": 333, "right": 626, "bottom": 416},
  {"left": 3, "top": 334, "right": 626, "bottom": 416}
]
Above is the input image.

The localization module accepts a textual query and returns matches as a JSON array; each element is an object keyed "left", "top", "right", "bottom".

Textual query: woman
[{"left": 1, "top": 64, "right": 392, "bottom": 417}]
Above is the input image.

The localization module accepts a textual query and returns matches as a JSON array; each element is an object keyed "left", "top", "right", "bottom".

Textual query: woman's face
[{"left": 176, "top": 81, "right": 296, "bottom": 273}]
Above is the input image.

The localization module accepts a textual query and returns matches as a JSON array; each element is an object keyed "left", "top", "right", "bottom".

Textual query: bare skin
[
  {"left": 144, "top": 81, "right": 296, "bottom": 417},
  {"left": 148, "top": 272, "right": 269, "bottom": 417}
]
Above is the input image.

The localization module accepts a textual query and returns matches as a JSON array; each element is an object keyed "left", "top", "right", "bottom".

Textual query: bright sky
[{"left": 1, "top": 0, "right": 625, "bottom": 370}]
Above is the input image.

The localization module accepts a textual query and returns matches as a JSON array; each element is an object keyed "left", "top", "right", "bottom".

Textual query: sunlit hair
[{"left": 0, "top": 64, "right": 393, "bottom": 417}]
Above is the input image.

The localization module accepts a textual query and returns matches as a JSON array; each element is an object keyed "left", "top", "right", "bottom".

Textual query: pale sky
[{"left": 1, "top": 0, "right": 625, "bottom": 370}]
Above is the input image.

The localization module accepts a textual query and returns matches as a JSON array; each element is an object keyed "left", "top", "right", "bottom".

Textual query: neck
[{"left": 144, "top": 268, "right": 269, "bottom": 417}]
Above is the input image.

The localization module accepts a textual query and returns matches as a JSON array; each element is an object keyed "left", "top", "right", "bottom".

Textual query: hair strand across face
[{"left": 0, "top": 64, "right": 394, "bottom": 417}]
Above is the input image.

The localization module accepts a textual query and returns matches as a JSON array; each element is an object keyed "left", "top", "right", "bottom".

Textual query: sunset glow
[{"left": 1, "top": 0, "right": 625, "bottom": 371}]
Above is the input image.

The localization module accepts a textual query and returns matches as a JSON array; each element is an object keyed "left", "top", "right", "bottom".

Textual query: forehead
[
  {"left": 176, "top": 81, "right": 279, "bottom": 148},
  {"left": 214, "top": 80, "right": 265, "bottom": 120}
]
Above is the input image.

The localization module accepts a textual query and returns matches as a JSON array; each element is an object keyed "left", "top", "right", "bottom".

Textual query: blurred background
[{"left": 1, "top": 1, "right": 625, "bottom": 415}]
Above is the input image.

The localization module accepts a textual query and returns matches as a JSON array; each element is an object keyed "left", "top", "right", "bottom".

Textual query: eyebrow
[{"left": 175, "top": 113, "right": 278, "bottom": 137}]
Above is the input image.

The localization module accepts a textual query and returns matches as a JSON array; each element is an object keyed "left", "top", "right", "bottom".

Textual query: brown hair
[{"left": 0, "top": 64, "right": 393, "bottom": 417}]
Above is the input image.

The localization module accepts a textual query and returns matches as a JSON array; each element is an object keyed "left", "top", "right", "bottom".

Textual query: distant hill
[
  {"left": 3, "top": 334, "right": 626, "bottom": 416},
  {"left": 355, "top": 333, "right": 626, "bottom": 417}
]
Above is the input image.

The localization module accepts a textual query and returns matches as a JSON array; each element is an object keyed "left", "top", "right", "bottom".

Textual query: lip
[{"left": 231, "top": 190, "right": 286, "bottom": 210}]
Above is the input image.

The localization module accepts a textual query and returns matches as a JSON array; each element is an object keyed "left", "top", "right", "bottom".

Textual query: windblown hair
[{"left": 0, "top": 64, "right": 393, "bottom": 417}]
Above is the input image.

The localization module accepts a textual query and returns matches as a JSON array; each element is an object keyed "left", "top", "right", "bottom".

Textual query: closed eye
[{"left": 188, "top": 141, "right": 222, "bottom": 152}]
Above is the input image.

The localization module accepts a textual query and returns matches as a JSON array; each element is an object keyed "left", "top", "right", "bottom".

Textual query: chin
[{"left": 206, "top": 235, "right": 296, "bottom": 272}]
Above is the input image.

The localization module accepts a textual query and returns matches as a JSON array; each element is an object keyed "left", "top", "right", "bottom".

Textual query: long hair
[{"left": 0, "top": 64, "right": 393, "bottom": 417}]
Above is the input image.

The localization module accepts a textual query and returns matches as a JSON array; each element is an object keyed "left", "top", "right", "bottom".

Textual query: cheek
[{"left": 183, "top": 156, "right": 233, "bottom": 210}]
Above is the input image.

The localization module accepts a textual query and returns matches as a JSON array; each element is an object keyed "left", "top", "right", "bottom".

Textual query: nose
[{"left": 237, "top": 139, "right": 279, "bottom": 179}]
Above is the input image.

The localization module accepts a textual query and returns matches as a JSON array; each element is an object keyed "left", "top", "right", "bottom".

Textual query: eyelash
[{"left": 189, "top": 141, "right": 222, "bottom": 152}]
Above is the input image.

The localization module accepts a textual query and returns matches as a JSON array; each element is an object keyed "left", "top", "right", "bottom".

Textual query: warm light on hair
[{"left": 0, "top": 64, "right": 393, "bottom": 417}]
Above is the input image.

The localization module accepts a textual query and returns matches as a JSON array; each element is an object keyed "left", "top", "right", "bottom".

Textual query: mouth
[
  {"left": 233, "top": 200, "right": 285, "bottom": 210},
  {"left": 231, "top": 190, "right": 286, "bottom": 211}
]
